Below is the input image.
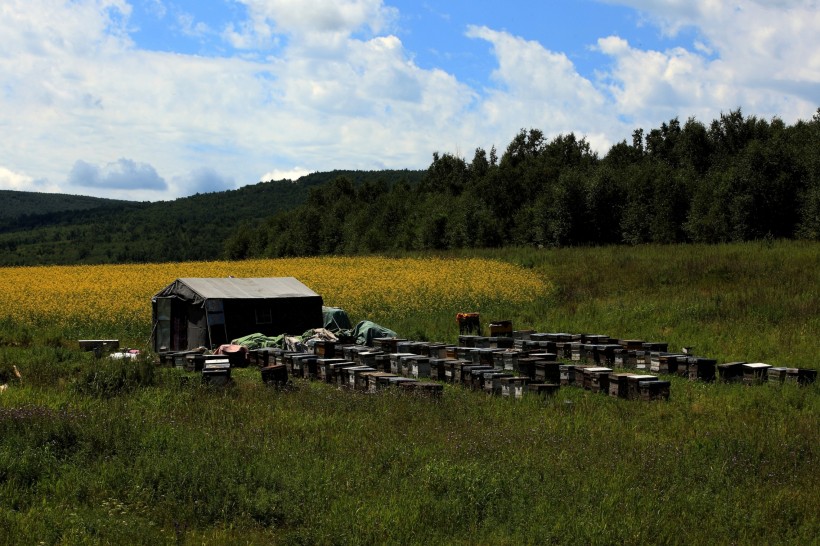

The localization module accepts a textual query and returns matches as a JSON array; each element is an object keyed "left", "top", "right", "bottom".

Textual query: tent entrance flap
[
  {"left": 205, "top": 299, "right": 228, "bottom": 348},
  {"left": 155, "top": 297, "right": 173, "bottom": 351}
]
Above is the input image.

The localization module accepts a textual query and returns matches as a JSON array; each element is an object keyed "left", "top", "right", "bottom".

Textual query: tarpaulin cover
[
  {"left": 232, "top": 332, "right": 286, "bottom": 350},
  {"left": 352, "top": 320, "right": 398, "bottom": 346},
  {"left": 322, "top": 306, "right": 352, "bottom": 332}
]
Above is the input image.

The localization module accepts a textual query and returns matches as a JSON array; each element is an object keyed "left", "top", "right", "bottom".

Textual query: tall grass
[{"left": 0, "top": 241, "right": 818, "bottom": 544}]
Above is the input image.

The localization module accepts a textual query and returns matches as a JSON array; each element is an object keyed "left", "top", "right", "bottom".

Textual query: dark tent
[{"left": 151, "top": 277, "right": 323, "bottom": 351}]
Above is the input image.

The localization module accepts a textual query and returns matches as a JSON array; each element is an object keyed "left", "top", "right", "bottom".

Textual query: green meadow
[{"left": 1, "top": 241, "right": 818, "bottom": 544}]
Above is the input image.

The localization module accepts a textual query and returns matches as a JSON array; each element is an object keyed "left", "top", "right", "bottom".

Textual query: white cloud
[
  {"left": 465, "top": 26, "right": 620, "bottom": 153},
  {"left": 173, "top": 167, "right": 235, "bottom": 194},
  {"left": 260, "top": 167, "right": 312, "bottom": 182},
  {"left": 598, "top": 0, "right": 820, "bottom": 123},
  {"left": 68, "top": 158, "right": 167, "bottom": 190},
  {"left": 0, "top": 166, "right": 60, "bottom": 193}
]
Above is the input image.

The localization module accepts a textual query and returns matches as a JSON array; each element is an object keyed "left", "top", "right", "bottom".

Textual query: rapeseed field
[{"left": 0, "top": 257, "right": 548, "bottom": 332}]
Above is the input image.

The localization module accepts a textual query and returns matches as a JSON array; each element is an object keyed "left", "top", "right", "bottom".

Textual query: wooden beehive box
[
  {"left": 581, "top": 344, "right": 598, "bottom": 363},
  {"left": 643, "top": 342, "right": 669, "bottom": 352},
  {"left": 373, "top": 354, "right": 391, "bottom": 373},
  {"left": 328, "top": 361, "right": 357, "bottom": 386},
  {"left": 390, "top": 353, "right": 416, "bottom": 375},
  {"left": 398, "top": 354, "right": 421, "bottom": 377},
  {"left": 295, "top": 355, "right": 318, "bottom": 379},
  {"left": 409, "top": 342, "right": 428, "bottom": 355},
  {"left": 359, "top": 351, "right": 383, "bottom": 368},
  {"left": 627, "top": 375, "right": 659, "bottom": 400},
  {"left": 489, "top": 321, "right": 513, "bottom": 337},
  {"left": 484, "top": 372, "right": 513, "bottom": 395},
  {"left": 634, "top": 351, "right": 650, "bottom": 370},
  {"left": 351, "top": 366, "right": 377, "bottom": 390},
  {"left": 428, "top": 358, "right": 447, "bottom": 381},
  {"left": 618, "top": 339, "right": 646, "bottom": 351},
  {"left": 399, "top": 381, "right": 443, "bottom": 398},
  {"left": 743, "top": 363, "right": 772, "bottom": 385},
  {"left": 687, "top": 357, "right": 716, "bottom": 382},
  {"left": 501, "top": 350, "right": 520, "bottom": 371},
  {"left": 535, "top": 361, "right": 561, "bottom": 384},
  {"left": 374, "top": 373, "right": 405, "bottom": 389},
  {"left": 596, "top": 344, "right": 622, "bottom": 367},
  {"left": 790, "top": 368, "right": 817, "bottom": 385},
  {"left": 172, "top": 350, "right": 199, "bottom": 369},
  {"left": 648, "top": 352, "right": 665, "bottom": 373},
  {"left": 717, "top": 362, "right": 746, "bottom": 382},
  {"left": 426, "top": 343, "right": 448, "bottom": 359},
  {"left": 526, "top": 383, "right": 560, "bottom": 398},
  {"left": 767, "top": 367, "right": 789, "bottom": 384},
  {"left": 572, "top": 365, "right": 591, "bottom": 385},
  {"left": 608, "top": 373, "right": 631, "bottom": 398},
  {"left": 366, "top": 372, "right": 397, "bottom": 392},
  {"left": 79, "top": 339, "right": 120, "bottom": 354},
  {"left": 387, "top": 376, "right": 417, "bottom": 389},
  {"left": 409, "top": 356, "right": 432, "bottom": 379},
  {"left": 513, "top": 330, "right": 535, "bottom": 340},
  {"left": 276, "top": 351, "right": 296, "bottom": 366},
  {"left": 467, "top": 366, "right": 496, "bottom": 390},
  {"left": 529, "top": 352, "right": 558, "bottom": 362},
  {"left": 493, "top": 337, "right": 515, "bottom": 349},
  {"left": 515, "top": 357, "right": 540, "bottom": 380},
  {"left": 260, "top": 364, "right": 288, "bottom": 386},
  {"left": 202, "top": 360, "right": 231, "bottom": 386},
  {"left": 650, "top": 353, "right": 687, "bottom": 375},
  {"left": 476, "top": 348, "right": 500, "bottom": 366},
  {"left": 442, "top": 359, "right": 461, "bottom": 383},
  {"left": 316, "top": 358, "right": 346, "bottom": 382},
  {"left": 184, "top": 353, "right": 224, "bottom": 372},
  {"left": 457, "top": 335, "right": 479, "bottom": 348},
  {"left": 453, "top": 346, "right": 473, "bottom": 360},
  {"left": 374, "top": 373, "right": 400, "bottom": 390},
  {"left": 559, "top": 364, "right": 577, "bottom": 387},
  {"left": 614, "top": 349, "right": 637, "bottom": 369},
  {"left": 499, "top": 376, "right": 528, "bottom": 398},
  {"left": 583, "top": 367, "right": 613, "bottom": 392},
  {"left": 247, "top": 348, "right": 264, "bottom": 367},
  {"left": 286, "top": 353, "right": 305, "bottom": 376},
  {"left": 639, "top": 380, "right": 670, "bottom": 401},
  {"left": 373, "top": 337, "right": 402, "bottom": 354},
  {"left": 313, "top": 340, "right": 336, "bottom": 358},
  {"left": 474, "top": 337, "right": 492, "bottom": 349}
]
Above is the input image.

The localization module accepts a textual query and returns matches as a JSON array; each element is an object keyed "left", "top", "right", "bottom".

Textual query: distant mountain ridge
[
  {"left": 0, "top": 169, "right": 424, "bottom": 266},
  {"left": 0, "top": 190, "right": 133, "bottom": 221}
]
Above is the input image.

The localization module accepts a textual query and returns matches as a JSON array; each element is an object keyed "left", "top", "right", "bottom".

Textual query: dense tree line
[
  {"left": 227, "top": 108, "right": 820, "bottom": 259},
  {"left": 0, "top": 170, "right": 422, "bottom": 266}
]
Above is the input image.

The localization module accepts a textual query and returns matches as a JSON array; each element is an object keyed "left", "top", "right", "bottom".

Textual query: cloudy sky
[{"left": 1, "top": 0, "right": 818, "bottom": 201}]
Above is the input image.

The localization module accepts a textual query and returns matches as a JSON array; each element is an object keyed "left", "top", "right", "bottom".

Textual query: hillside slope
[{"left": 0, "top": 170, "right": 422, "bottom": 266}]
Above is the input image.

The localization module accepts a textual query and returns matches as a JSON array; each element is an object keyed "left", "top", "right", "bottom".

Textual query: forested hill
[
  {"left": 0, "top": 170, "right": 423, "bottom": 266},
  {"left": 0, "top": 191, "right": 133, "bottom": 221},
  {"left": 226, "top": 109, "right": 820, "bottom": 259}
]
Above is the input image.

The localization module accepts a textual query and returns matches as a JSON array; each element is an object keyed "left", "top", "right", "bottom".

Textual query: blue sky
[{"left": 1, "top": 0, "right": 817, "bottom": 200}]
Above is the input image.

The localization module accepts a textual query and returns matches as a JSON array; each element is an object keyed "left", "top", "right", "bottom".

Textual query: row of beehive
[
  {"left": 455, "top": 331, "right": 817, "bottom": 386},
  {"left": 247, "top": 336, "right": 671, "bottom": 401},
  {"left": 158, "top": 329, "right": 816, "bottom": 393}
]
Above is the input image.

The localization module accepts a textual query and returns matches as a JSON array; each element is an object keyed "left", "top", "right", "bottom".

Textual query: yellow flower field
[{"left": 0, "top": 257, "right": 549, "bottom": 330}]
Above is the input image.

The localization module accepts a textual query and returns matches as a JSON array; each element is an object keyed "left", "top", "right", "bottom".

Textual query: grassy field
[{"left": 0, "top": 241, "right": 818, "bottom": 544}]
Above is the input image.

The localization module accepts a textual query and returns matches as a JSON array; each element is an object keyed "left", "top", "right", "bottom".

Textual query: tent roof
[{"left": 155, "top": 277, "right": 320, "bottom": 304}]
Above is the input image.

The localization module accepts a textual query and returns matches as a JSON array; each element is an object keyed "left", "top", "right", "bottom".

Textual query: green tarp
[
  {"left": 231, "top": 332, "right": 286, "bottom": 350},
  {"left": 322, "top": 306, "right": 352, "bottom": 332},
  {"left": 352, "top": 320, "right": 397, "bottom": 346}
]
